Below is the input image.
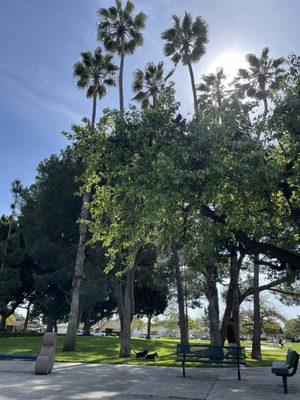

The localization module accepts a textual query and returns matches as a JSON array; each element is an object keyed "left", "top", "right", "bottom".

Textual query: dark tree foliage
[{"left": 0, "top": 218, "right": 37, "bottom": 330}]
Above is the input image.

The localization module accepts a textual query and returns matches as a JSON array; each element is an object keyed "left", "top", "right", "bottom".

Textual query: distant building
[{"left": 5, "top": 318, "right": 44, "bottom": 333}]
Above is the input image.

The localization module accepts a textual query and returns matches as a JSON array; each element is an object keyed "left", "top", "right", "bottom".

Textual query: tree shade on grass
[{"left": 0, "top": 335, "right": 299, "bottom": 367}]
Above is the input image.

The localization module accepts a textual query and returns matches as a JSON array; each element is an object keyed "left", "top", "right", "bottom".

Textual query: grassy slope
[{"left": 0, "top": 336, "right": 299, "bottom": 367}]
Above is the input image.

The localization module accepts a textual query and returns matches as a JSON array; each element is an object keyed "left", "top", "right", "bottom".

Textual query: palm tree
[
  {"left": 63, "top": 49, "right": 116, "bottom": 352},
  {"left": 132, "top": 61, "right": 174, "bottom": 109},
  {"left": 197, "top": 67, "right": 233, "bottom": 110},
  {"left": 161, "top": 12, "right": 208, "bottom": 115},
  {"left": 73, "top": 47, "right": 117, "bottom": 126},
  {"left": 235, "top": 47, "right": 285, "bottom": 119},
  {"left": 97, "top": 0, "right": 147, "bottom": 115}
]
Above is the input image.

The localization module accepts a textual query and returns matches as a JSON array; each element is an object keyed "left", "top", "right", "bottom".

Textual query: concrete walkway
[{"left": 0, "top": 361, "right": 299, "bottom": 399}]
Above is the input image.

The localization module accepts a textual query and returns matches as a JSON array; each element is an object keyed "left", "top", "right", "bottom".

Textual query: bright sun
[{"left": 205, "top": 51, "right": 247, "bottom": 83}]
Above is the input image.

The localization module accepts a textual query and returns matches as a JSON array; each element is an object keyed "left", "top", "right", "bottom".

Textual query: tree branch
[
  {"left": 269, "top": 288, "right": 300, "bottom": 297},
  {"left": 239, "top": 276, "right": 289, "bottom": 304},
  {"left": 201, "top": 204, "right": 300, "bottom": 271}
]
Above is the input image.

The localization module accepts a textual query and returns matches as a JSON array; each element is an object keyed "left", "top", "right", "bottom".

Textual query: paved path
[{"left": 0, "top": 361, "right": 299, "bottom": 399}]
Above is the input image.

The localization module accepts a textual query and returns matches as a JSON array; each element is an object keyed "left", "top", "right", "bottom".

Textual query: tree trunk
[
  {"left": 83, "top": 316, "right": 92, "bottom": 336},
  {"left": 230, "top": 250, "right": 240, "bottom": 346},
  {"left": 63, "top": 191, "right": 90, "bottom": 351},
  {"left": 262, "top": 88, "right": 269, "bottom": 121},
  {"left": 251, "top": 255, "right": 262, "bottom": 359},
  {"left": 23, "top": 303, "right": 31, "bottom": 332},
  {"left": 116, "top": 280, "right": 124, "bottom": 337},
  {"left": 0, "top": 313, "right": 8, "bottom": 331},
  {"left": 119, "top": 40, "right": 125, "bottom": 115},
  {"left": 146, "top": 316, "right": 151, "bottom": 339},
  {"left": 92, "top": 92, "right": 97, "bottom": 126},
  {"left": 172, "top": 240, "right": 189, "bottom": 345},
  {"left": 203, "top": 264, "right": 222, "bottom": 345},
  {"left": 186, "top": 58, "right": 198, "bottom": 116},
  {"left": 46, "top": 315, "right": 54, "bottom": 332},
  {"left": 220, "top": 252, "right": 244, "bottom": 345},
  {"left": 63, "top": 74, "right": 98, "bottom": 351},
  {"left": 152, "top": 93, "right": 158, "bottom": 109},
  {"left": 119, "top": 268, "right": 135, "bottom": 358}
]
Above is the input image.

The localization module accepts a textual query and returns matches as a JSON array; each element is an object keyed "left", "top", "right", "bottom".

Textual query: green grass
[{"left": 0, "top": 335, "right": 299, "bottom": 367}]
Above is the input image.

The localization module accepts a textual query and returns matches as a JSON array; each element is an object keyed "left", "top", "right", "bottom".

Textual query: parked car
[
  {"left": 138, "top": 333, "right": 161, "bottom": 339},
  {"left": 91, "top": 330, "right": 105, "bottom": 337}
]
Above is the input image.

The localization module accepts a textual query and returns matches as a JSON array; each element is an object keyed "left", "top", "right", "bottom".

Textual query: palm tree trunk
[
  {"left": 63, "top": 88, "right": 98, "bottom": 351},
  {"left": 119, "top": 39, "right": 125, "bottom": 115},
  {"left": 92, "top": 92, "right": 97, "bottom": 126},
  {"left": 186, "top": 59, "right": 198, "bottom": 116},
  {"left": 251, "top": 255, "right": 262, "bottom": 359},
  {"left": 119, "top": 268, "right": 135, "bottom": 357},
  {"left": 262, "top": 95, "right": 268, "bottom": 121},
  {"left": 203, "top": 264, "right": 222, "bottom": 345},
  {"left": 172, "top": 240, "right": 189, "bottom": 345},
  {"left": 152, "top": 93, "right": 158, "bottom": 109},
  {"left": 63, "top": 191, "right": 90, "bottom": 351}
]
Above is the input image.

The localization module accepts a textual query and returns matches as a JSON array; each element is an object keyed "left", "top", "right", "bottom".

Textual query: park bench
[
  {"left": 271, "top": 348, "right": 299, "bottom": 394},
  {"left": 176, "top": 343, "right": 246, "bottom": 380},
  {"left": 0, "top": 353, "right": 37, "bottom": 361},
  {"left": 0, "top": 332, "right": 57, "bottom": 374}
]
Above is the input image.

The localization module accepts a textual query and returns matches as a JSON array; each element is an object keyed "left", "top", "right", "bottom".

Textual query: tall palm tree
[
  {"left": 197, "top": 67, "right": 233, "bottom": 110},
  {"left": 63, "top": 49, "right": 116, "bottom": 352},
  {"left": 97, "top": 0, "right": 147, "bottom": 115},
  {"left": 235, "top": 47, "right": 285, "bottom": 119},
  {"left": 161, "top": 12, "right": 208, "bottom": 115},
  {"left": 73, "top": 47, "right": 117, "bottom": 126},
  {"left": 132, "top": 61, "right": 174, "bottom": 109}
]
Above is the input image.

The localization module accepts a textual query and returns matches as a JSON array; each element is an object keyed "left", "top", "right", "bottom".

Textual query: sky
[{"left": 1, "top": 1, "right": 299, "bottom": 318}]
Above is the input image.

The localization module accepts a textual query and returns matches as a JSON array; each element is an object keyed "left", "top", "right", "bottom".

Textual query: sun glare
[{"left": 205, "top": 51, "right": 247, "bottom": 83}]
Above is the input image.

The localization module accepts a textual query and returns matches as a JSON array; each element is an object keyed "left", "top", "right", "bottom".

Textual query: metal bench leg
[
  {"left": 182, "top": 362, "right": 186, "bottom": 377},
  {"left": 282, "top": 376, "right": 288, "bottom": 394}
]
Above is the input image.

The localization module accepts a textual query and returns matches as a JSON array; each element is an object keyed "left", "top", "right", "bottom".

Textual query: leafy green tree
[
  {"left": 240, "top": 304, "right": 286, "bottom": 338},
  {"left": 97, "top": 0, "right": 147, "bottom": 114},
  {"left": 1, "top": 180, "right": 22, "bottom": 273},
  {"left": 134, "top": 256, "right": 170, "bottom": 339},
  {"left": 161, "top": 12, "right": 208, "bottom": 114},
  {"left": 162, "top": 307, "right": 180, "bottom": 337},
  {"left": 0, "top": 218, "right": 36, "bottom": 330},
  {"left": 73, "top": 47, "right": 117, "bottom": 126},
  {"left": 20, "top": 149, "right": 82, "bottom": 333},
  {"left": 132, "top": 61, "right": 174, "bottom": 109},
  {"left": 235, "top": 47, "right": 285, "bottom": 119},
  {"left": 81, "top": 259, "right": 117, "bottom": 335},
  {"left": 285, "top": 316, "right": 300, "bottom": 339}
]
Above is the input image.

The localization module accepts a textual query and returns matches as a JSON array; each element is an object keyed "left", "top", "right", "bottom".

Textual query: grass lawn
[{"left": 0, "top": 335, "right": 299, "bottom": 367}]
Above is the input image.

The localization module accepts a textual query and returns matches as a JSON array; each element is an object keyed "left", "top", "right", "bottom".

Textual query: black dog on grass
[
  {"left": 145, "top": 352, "right": 158, "bottom": 361},
  {"left": 134, "top": 350, "right": 148, "bottom": 359}
]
